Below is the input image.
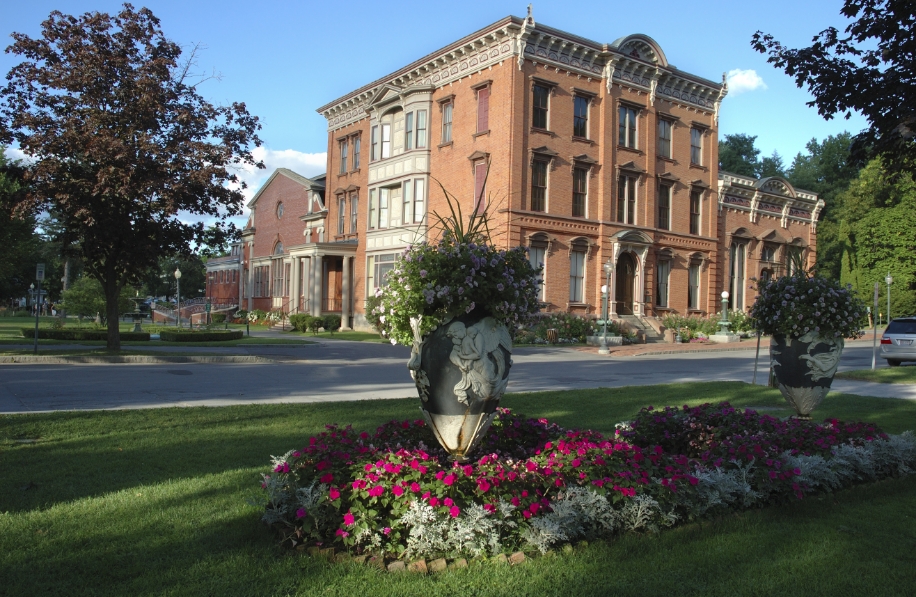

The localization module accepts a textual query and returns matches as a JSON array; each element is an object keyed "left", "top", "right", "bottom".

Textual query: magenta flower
[
  {"left": 383, "top": 527, "right": 392, "bottom": 535},
  {"left": 368, "top": 485, "right": 385, "bottom": 497},
  {"left": 296, "top": 508, "right": 307, "bottom": 519},
  {"left": 343, "top": 512, "right": 355, "bottom": 526},
  {"left": 443, "top": 473, "right": 456, "bottom": 486},
  {"left": 335, "top": 528, "right": 349, "bottom": 538},
  {"left": 429, "top": 497, "right": 440, "bottom": 507},
  {"left": 392, "top": 485, "right": 405, "bottom": 497},
  {"left": 449, "top": 506, "right": 460, "bottom": 518},
  {"left": 443, "top": 497, "right": 453, "bottom": 506},
  {"left": 320, "top": 473, "right": 334, "bottom": 484},
  {"left": 410, "top": 482, "right": 421, "bottom": 493},
  {"left": 329, "top": 488, "right": 340, "bottom": 500},
  {"left": 477, "top": 479, "right": 491, "bottom": 493}
]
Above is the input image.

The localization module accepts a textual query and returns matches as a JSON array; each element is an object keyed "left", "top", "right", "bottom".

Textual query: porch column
[
  {"left": 290, "top": 257, "right": 301, "bottom": 315},
  {"left": 341, "top": 256, "right": 351, "bottom": 330},
  {"left": 310, "top": 255, "right": 322, "bottom": 316},
  {"left": 246, "top": 242, "right": 254, "bottom": 311},
  {"left": 609, "top": 243, "right": 620, "bottom": 319},
  {"left": 237, "top": 259, "right": 244, "bottom": 308}
]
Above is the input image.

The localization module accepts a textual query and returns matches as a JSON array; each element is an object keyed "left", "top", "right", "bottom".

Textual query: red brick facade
[{"left": 217, "top": 13, "right": 821, "bottom": 331}]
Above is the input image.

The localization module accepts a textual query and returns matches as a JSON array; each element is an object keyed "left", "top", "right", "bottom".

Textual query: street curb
[
  {"left": 0, "top": 355, "right": 274, "bottom": 365},
  {"left": 613, "top": 346, "right": 758, "bottom": 357}
]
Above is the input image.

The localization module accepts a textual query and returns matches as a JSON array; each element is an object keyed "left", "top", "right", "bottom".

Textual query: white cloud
[
  {"left": 235, "top": 146, "right": 327, "bottom": 202},
  {"left": 2, "top": 146, "right": 34, "bottom": 164},
  {"left": 726, "top": 69, "right": 767, "bottom": 95}
]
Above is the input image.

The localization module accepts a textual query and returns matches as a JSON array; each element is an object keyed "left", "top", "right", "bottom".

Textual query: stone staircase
[{"left": 618, "top": 315, "right": 665, "bottom": 343}]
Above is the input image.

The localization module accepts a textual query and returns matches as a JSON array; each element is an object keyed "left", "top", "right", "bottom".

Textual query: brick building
[{"left": 212, "top": 11, "right": 822, "bottom": 331}]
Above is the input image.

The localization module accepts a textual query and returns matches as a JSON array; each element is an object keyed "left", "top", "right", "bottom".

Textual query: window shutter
[
  {"left": 474, "top": 161, "right": 487, "bottom": 213},
  {"left": 477, "top": 87, "right": 490, "bottom": 133}
]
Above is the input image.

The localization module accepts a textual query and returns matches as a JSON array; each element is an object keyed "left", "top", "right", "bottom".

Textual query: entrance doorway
[
  {"left": 615, "top": 252, "right": 636, "bottom": 315},
  {"left": 322, "top": 257, "right": 343, "bottom": 312}
]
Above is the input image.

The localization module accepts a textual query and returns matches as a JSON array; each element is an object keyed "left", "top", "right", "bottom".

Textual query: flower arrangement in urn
[
  {"left": 372, "top": 183, "right": 542, "bottom": 461},
  {"left": 750, "top": 267, "right": 866, "bottom": 418}
]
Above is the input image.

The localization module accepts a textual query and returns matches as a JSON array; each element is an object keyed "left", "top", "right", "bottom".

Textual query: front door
[
  {"left": 322, "top": 257, "right": 343, "bottom": 312},
  {"left": 615, "top": 252, "right": 636, "bottom": 315}
]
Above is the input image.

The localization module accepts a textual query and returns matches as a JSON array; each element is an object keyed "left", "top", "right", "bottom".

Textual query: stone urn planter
[
  {"left": 770, "top": 331, "right": 844, "bottom": 418},
  {"left": 407, "top": 311, "right": 512, "bottom": 462}
]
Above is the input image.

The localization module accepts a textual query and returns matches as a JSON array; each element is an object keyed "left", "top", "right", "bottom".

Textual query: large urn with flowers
[
  {"left": 770, "top": 331, "right": 844, "bottom": 418},
  {"left": 407, "top": 310, "right": 512, "bottom": 461}
]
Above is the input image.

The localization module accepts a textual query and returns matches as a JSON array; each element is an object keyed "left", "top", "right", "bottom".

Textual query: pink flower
[
  {"left": 449, "top": 506, "right": 460, "bottom": 518},
  {"left": 429, "top": 497, "right": 440, "bottom": 507},
  {"left": 529, "top": 503, "right": 540, "bottom": 515},
  {"left": 274, "top": 462, "right": 290, "bottom": 474},
  {"left": 525, "top": 461, "right": 538, "bottom": 472},
  {"left": 483, "top": 503, "right": 496, "bottom": 513},
  {"left": 296, "top": 508, "right": 307, "bottom": 519},
  {"left": 368, "top": 485, "right": 385, "bottom": 497},
  {"left": 316, "top": 460, "right": 330, "bottom": 471},
  {"left": 410, "top": 482, "right": 421, "bottom": 493},
  {"left": 511, "top": 497, "right": 520, "bottom": 507},
  {"left": 392, "top": 485, "right": 405, "bottom": 497},
  {"left": 477, "top": 479, "right": 491, "bottom": 493},
  {"left": 336, "top": 528, "right": 349, "bottom": 538},
  {"left": 443, "top": 473, "right": 456, "bottom": 486},
  {"left": 523, "top": 510, "right": 532, "bottom": 519},
  {"left": 343, "top": 512, "right": 355, "bottom": 526},
  {"left": 462, "top": 465, "right": 473, "bottom": 476},
  {"left": 443, "top": 497, "right": 453, "bottom": 506},
  {"left": 383, "top": 527, "right": 392, "bottom": 535},
  {"left": 320, "top": 473, "right": 334, "bottom": 484},
  {"left": 364, "top": 463, "right": 374, "bottom": 472},
  {"left": 435, "top": 471, "right": 445, "bottom": 480},
  {"left": 329, "top": 488, "right": 340, "bottom": 500}
]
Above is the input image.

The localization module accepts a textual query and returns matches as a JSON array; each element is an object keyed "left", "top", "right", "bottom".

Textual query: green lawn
[
  {"left": 837, "top": 366, "right": 916, "bottom": 384},
  {"left": 2, "top": 382, "right": 916, "bottom": 596}
]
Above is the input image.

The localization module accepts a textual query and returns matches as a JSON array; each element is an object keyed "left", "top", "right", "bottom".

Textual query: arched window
[
  {"left": 273, "top": 241, "right": 284, "bottom": 255},
  {"left": 276, "top": 202, "right": 284, "bottom": 219}
]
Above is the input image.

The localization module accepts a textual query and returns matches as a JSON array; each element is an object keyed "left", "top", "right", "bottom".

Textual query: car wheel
[{"left": 887, "top": 359, "right": 902, "bottom": 367}]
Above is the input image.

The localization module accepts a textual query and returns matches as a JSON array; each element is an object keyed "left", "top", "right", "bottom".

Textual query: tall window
[
  {"left": 572, "top": 167, "right": 587, "bottom": 217},
  {"left": 619, "top": 106, "right": 638, "bottom": 148},
  {"left": 532, "top": 84, "right": 549, "bottom": 129},
  {"left": 474, "top": 161, "right": 487, "bottom": 213},
  {"left": 569, "top": 244, "right": 586, "bottom": 303},
  {"left": 368, "top": 189, "right": 377, "bottom": 230},
  {"left": 339, "top": 140, "right": 348, "bottom": 174},
  {"left": 477, "top": 86, "right": 489, "bottom": 133},
  {"left": 413, "top": 179, "right": 425, "bottom": 223},
  {"left": 441, "top": 102, "right": 453, "bottom": 143},
  {"left": 367, "top": 253, "right": 397, "bottom": 291},
  {"left": 787, "top": 246, "right": 804, "bottom": 275},
  {"left": 529, "top": 235, "right": 547, "bottom": 301},
  {"left": 573, "top": 96, "right": 589, "bottom": 138},
  {"left": 531, "top": 160, "right": 548, "bottom": 212},
  {"left": 338, "top": 197, "right": 346, "bottom": 234},
  {"left": 729, "top": 242, "right": 746, "bottom": 310},
  {"left": 353, "top": 137, "right": 360, "bottom": 169},
  {"left": 657, "top": 184, "right": 670, "bottom": 230},
  {"left": 761, "top": 245, "right": 776, "bottom": 262},
  {"left": 689, "top": 190, "right": 701, "bottom": 235},
  {"left": 350, "top": 195, "right": 358, "bottom": 233},
  {"left": 402, "top": 180, "right": 413, "bottom": 225},
  {"left": 273, "top": 259, "right": 284, "bottom": 297},
  {"left": 284, "top": 263, "right": 291, "bottom": 297},
  {"left": 658, "top": 119, "right": 672, "bottom": 158},
  {"left": 690, "top": 127, "right": 702, "bottom": 165},
  {"left": 617, "top": 174, "right": 637, "bottom": 224},
  {"left": 381, "top": 123, "right": 391, "bottom": 159},
  {"left": 379, "top": 188, "right": 389, "bottom": 228},
  {"left": 405, "top": 112, "right": 414, "bottom": 151},
  {"left": 370, "top": 126, "right": 378, "bottom": 161},
  {"left": 656, "top": 260, "right": 670, "bottom": 307},
  {"left": 688, "top": 262, "right": 700, "bottom": 309},
  {"left": 416, "top": 110, "right": 427, "bottom": 148}
]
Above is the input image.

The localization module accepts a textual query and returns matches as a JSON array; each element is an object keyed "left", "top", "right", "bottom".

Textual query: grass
[
  {"left": 283, "top": 329, "right": 388, "bottom": 342},
  {"left": 2, "top": 381, "right": 916, "bottom": 596},
  {"left": 0, "top": 348, "right": 233, "bottom": 357},
  {"left": 837, "top": 366, "right": 916, "bottom": 384}
]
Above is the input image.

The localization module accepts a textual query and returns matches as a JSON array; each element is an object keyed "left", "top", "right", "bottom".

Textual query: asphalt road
[{"left": 0, "top": 342, "right": 911, "bottom": 414}]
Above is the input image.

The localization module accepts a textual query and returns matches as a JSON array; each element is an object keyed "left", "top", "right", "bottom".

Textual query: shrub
[
  {"left": 364, "top": 295, "right": 383, "bottom": 333},
  {"left": 235, "top": 309, "right": 248, "bottom": 322},
  {"left": 660, "top": 314, "right": 718, "bottom": 341},
  {"left": 158, "top": 330, "right": 243, "bottom": 342},
  {"left": 515, "top": 312, "right": 600, "bottom": 344},
  {"left": 322, "top": 314, "right": 341, "bottom": 335},
  {"left": 21, "top": 328, "right": 150, "bottom": 341},
  {"left": 308, "top": 316, "right": 322, "bottom": 335},
  {"left": 210, "top": 313, "right": 226, "bottom": 324},
  {"left": 728, "top": 309, "right": 756, "bottom": 333},
  {"left": 289, "top": 313, "right": 311, "bottom": 332}
]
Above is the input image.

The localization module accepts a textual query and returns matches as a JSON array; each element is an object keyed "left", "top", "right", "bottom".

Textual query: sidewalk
[{"left": 578, "top": 335, "right": 882, "bottom": 358}]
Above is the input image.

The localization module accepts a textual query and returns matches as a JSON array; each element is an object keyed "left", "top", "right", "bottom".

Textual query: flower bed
[{"left": 254, "top": 403, "right": 916, "bottom": 560}]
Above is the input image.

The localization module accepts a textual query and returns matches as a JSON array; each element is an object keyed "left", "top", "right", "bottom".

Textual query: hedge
[
  {"left": 157, "top": 330, "right": 244, "bottom": 342},
  {"left": 21, "top": 328, "right": 151, "bottom": 341}
]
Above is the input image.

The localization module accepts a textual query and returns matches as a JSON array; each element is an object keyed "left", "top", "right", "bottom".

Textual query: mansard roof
[{"left": 246, "top": 168, "right": 325, "bottom": 209}]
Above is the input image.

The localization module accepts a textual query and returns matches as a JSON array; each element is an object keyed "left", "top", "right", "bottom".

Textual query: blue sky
[{"left": 2, "top": 0, "right": 868, "bottom": 207}]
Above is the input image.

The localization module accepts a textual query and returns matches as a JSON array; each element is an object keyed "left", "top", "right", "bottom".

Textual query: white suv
[{"left": 880, "top": 316, "right": 916, "bottom": 366}]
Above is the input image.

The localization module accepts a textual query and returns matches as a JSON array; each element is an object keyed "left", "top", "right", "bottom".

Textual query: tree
[
  {"left": 759, "top": 151, "right": 787, "bottom": 178},
  {"left": 0, "top": 150, "right": 38, "bottom": 306},
  {"left": 719, "top": 133, "right": 761, "bottom": 177},
  {"left": 752, "top": 0, "right": 916, "bottom": 179},
  {"left": 62, "top": 276, "right": 134, "bottom": 322},
  {"left": 0, "top": 5, "right": 262, "bottom": 349},
  {"left": 140, "top": 254, "right": 207, "bottom": 302}
]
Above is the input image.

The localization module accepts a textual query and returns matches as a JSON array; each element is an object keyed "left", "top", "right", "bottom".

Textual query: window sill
[
  {"left": 568, "top": 302, "right": 591, "bottom": 309},
  {"left": 572, "top": 136, "right": 595, "bottom": 145},
  {"left": 530, "top": 127, "right": 556, "bottom": 137},
  {"left": 689, "top": 163, "right": 708, "bottom": 171},
  {"left": 437, "top": 141, "right": 453, "bottom": 149},
  {"left": 654, "top": 306, "right": 672, "bottom": 312},
  {"left": 687, "top": 309, "right": 706, "bottom": 314},
  {"left": 473, "top": 130, "right": 490, "bottom": 138},
  {"left": 617, "top": 145, "right": 643, "bottom": 156},
  {"left": 656, "top": 156, "right": 677, "bottom": 164},
  {"left": 349, "top": 168, "right": 360, "bottom": 175}
]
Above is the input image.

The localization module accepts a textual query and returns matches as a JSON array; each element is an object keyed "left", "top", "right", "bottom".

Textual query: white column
[
  {"left": 290, "top": 257, "right": 301, "bottom": 314},
  {"left": 246, "top": 242, "right": 255, "bottom": 311},
  {"left": 341, "top": 256, "right": 351, "bottom": 329},
  {"left": 310, "top": 256, "right": 322, "bottom": 316}
]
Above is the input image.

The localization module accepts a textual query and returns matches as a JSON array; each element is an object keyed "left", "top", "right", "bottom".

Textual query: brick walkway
[{"left": 574, "top": 335, "right": 881, "bottom": 358}]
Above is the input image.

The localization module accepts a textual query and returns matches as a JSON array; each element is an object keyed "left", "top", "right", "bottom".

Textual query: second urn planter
[{"left": 770, "top": 331, "right": 844, "bottom": 418}]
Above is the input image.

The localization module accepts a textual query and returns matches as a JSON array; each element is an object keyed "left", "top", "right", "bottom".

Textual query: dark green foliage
[
  {"left": 210, "top": 313, "right": 226, "bottom": 324},
  {"left": 753, "top": 0, "right": 916, "bottom": 179},
  {"left": 718, "top": 134, "right": 760, "bottom": 177},
  {"left": 21, "top": 328, "right": 150, "bottom": 341},
  {"left": 322, "top": 314, "right": 341, "bottom": 335},
  {"left": 157, "top": 330, "right": 243, "bottom": 342}
]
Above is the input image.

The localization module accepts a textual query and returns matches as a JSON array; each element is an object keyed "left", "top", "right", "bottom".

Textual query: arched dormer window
[{"left": 273, "top": 241, "right": 284, "bottom": 255}]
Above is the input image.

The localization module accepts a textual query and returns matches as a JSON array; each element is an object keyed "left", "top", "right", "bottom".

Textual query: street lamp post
[
  {"left": 598, "top": 259, "right": 614, "bottom": 355},
  {"left": 717, "top": 291, "right": 730, "bottom": 334},
  {"left": 885, "top": 272, "right": 893, "bottom": 324},
  {"left": 31, "top": 283, "right": 39, "bottom": 354},
  {"left": 174, "top": 268, "right": 182, "bottom": 328}
]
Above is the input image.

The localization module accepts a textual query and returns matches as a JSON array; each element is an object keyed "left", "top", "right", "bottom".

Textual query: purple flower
[
  {"left": 497, "top": 283, "right": 505, "bottom": 291},
  {"left": 420, "top": 270, "right": 428, "bottom": 278}
]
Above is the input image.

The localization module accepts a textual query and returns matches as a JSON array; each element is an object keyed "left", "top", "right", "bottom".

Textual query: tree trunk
[{"left": 103, "top": 278, "right": 122, "bottom": 351}]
